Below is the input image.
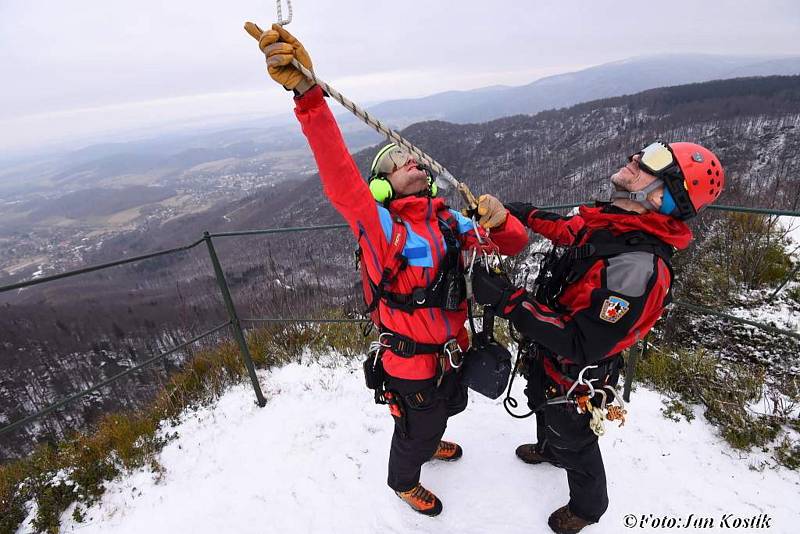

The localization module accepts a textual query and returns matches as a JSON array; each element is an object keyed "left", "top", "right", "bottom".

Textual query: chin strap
[{"left": 610, "top": 179, "right": 663, "bottom": 211}]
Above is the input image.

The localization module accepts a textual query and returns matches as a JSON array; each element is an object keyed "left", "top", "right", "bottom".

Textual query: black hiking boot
[
  {"left": 515, "top": 443, "right": 564, "bottom": 468},
  {"left": 548, "top": 504, "right": 595, "bottom": 534}
]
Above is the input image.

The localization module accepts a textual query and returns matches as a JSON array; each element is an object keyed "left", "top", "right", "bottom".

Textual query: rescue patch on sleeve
[{"left": 599, "top": 296, "right": 630, "bottom": 323}]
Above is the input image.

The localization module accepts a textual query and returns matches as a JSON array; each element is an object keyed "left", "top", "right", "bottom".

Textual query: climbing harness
[
  {"left": 268, "top": 0, "right": 479, "bottom": 214},
  {"left": 501, "top": 328, "right": 628, "bottom": 434},
  {"left": 356, "top": 211, "right": 465, "bottom": 324}
]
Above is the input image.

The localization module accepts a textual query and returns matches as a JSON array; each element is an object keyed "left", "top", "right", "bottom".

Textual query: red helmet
[{"left": 669, "top": 142, "right": 725, "bottom": 216}]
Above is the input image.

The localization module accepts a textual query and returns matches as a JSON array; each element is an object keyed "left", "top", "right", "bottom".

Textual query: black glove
[
  {"left": 504, "top": 202, "right": 536, "bottom": 224},
  {"left": 472, "top": 267, "right": 521, "bottom": 314}
]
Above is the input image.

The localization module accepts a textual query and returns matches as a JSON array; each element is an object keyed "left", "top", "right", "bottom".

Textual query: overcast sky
[{"left": 1, "top": 0, "right": 799, "bottom": 154}]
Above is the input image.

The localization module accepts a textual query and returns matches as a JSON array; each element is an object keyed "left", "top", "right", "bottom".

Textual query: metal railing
[{"left": 0, "top": 202, "right": 798, "bottom": 437}]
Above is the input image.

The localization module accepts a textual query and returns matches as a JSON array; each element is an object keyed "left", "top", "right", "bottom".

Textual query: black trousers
[
  {"left": 524, "top": 358, "right": 620, "bottom": 523},
  {"left": 385, "top": 371, "right": 468, "bottom": 492}
]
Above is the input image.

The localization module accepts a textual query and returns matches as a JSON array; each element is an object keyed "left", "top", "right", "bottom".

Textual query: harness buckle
[
  {"left": 393, "top": 337, "right": 416, "bottom": 357},
  {"left": 627, "top": 191, "right": 647, "bottom": 202}
]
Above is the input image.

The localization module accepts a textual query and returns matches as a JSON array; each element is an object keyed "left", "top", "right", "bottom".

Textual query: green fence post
[
  {"left": 623, "top": 337, "right": 647, "bottom": 403},
  {"left": 204, "top": 231, "right": 267, "bottom": 407}
]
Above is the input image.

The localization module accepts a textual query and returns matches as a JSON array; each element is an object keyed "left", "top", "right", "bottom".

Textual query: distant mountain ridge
[
  {"left": 351, "top": 54, "right": 800, "bottom": 128},
  {"left": 5, "top": 54, "right": 798, "bottom": 199}
]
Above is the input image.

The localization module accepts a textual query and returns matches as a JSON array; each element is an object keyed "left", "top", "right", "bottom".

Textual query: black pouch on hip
[
  {"left": 460, "top": 342, "right": 513, "bottom": 399},
  {"left": 460, "top": 307, "right": 512, "bottom": 399},
  {"left": 363, "top": 351, "right": 386, "bottom": 392}
]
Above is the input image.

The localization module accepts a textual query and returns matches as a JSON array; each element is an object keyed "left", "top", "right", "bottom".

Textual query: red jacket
[
  {"left": 294, "top": 86, "right": 528, "bottom": 379},
  {"left": 504, "top": 205, "right": 692, "bottom": 371}
]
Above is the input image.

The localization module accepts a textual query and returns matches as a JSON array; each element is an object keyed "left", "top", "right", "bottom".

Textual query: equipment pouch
[
  {"left": 363, "top": 351, "right": 386, "bottom": 391},
  {"left": 459, "top": 342, "right": 513, "bottom": 400}
]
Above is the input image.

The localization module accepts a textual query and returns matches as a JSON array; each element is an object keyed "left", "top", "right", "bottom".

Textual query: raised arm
[{"left": 245, "top": 22, "right": 390, "bottom": 272}]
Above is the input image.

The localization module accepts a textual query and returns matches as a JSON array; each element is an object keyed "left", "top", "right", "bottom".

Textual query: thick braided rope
[
  {"left": 276, "top": 0, "right": 292, "bottom": 25},
  {"left": 287, "top": 57, "right": 459, "bottom": 188}
]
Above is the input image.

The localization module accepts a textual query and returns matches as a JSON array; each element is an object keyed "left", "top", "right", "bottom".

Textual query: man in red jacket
[
  {"left": 246, "top": 23, "right": 528, "bottom": 516},
  {"left": 472, "top": 141, "right": 725, "bottom": 534}
]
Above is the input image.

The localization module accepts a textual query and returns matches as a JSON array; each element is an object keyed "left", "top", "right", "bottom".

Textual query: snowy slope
[{"left": 36, "top": 353, "right": 800, "bottom": 534}]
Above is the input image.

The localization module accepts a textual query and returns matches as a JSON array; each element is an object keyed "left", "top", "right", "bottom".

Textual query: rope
[
  {"left": 288, "top": 58, "right": 459, "bottom": 188},
  {"left": 275, "top": 0, "right": 292, "bottom": 25}
]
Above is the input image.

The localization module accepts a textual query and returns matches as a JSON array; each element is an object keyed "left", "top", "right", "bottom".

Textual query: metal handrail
[
  {"left": 241, "top": 317, "right": 366, "bottom": 324},
  {"left": 0, "top": 238, "right": 206, "bottom": 294},
  {"left": 209, "top": 223, "right": 349, "bottom": 238},
  {"left": 672, "top": 301, "right": 800, "bottom": 340},
  {"left": 0, "top": 321, "right": 232, "bottom": 437}
]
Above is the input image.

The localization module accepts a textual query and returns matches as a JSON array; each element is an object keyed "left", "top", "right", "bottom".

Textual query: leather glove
[
  {"left": 471, "top": 267, "right": 516, "bottom": 311},
  {"left": 476, "top": 194, "right": 508, "bottom": 229},
  {"left": 244, "top": 22, "right": 314, "bottom": 93},
  {"left": 504, "top": 202, "right": 536, "bottom": 224}
]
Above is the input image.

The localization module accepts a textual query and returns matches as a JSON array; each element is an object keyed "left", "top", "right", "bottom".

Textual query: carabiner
[
  {"left": 471, "top": 217, "right": 486, "bottom": 245},
  {"left": 603, "top": 384, "right": 625, "bottom": 411},
  {"left": 444, "top": 339, "right": 463, "bottom": 369},
  {"left": 566, "top": 364, "right": 599, "bottom": 398}
]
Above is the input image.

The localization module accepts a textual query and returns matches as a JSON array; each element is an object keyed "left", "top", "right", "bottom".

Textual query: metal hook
[
  {"left": 595, "top": 388, "right": 608, "bottom": 411},
  {"left": 445, "top": 341, "right": 463, "bottom": 369},
  {"left": 276, "top": 0, "right": 293, "bottom": 26},
  {"left": 567, "top": 364, "right": 598, "bottom": 398},
  {"left": 467, "top": 248, "right": 478, "bottom": 275},
  {"left": 604, "top": 385, "right": 625, "bottom": 411},
  {"left": 470, "top": 216, "right": 487, "bottom": 246}
]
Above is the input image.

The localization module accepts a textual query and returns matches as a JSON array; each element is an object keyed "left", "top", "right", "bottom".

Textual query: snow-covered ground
[{"left": 33, "top": 353, "right": 800, "bottom": 534}]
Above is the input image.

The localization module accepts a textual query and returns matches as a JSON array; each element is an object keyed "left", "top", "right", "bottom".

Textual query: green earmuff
[
  {"left": 369, "top": 176, "right": 394, "bottom": 203},
  {"left": 428, "top": 176, "right": 438, "bottom": 197}
]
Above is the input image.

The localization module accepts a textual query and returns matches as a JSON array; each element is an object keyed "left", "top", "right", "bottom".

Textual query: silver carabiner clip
[
  {"left": 471, "top": 216, "right": 486, "bottom": 245},
  {"left": 604, "top": 384, "right": 626, "bottom": 411},
  {"left": 566, "top": 364, "right": 599, "bottom": 398}
]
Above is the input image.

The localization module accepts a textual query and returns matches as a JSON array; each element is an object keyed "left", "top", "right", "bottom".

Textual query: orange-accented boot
[
  {"left": 431, "top": 440, "right": 463, "bottom": 461},
  {"left": 395, "top": 483, "right": 443, "bottom": 516}
]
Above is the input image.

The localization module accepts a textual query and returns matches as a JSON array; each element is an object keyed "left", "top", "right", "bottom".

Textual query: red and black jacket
[
  {"left": 504, "top": 205, "right": 692, "bottom": 376},
  {"left": 294, "top": 86, "right": 528, "bottom": 380}
]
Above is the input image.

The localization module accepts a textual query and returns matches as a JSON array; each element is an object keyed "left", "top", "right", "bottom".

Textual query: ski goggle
[
  {"left": 370, "top": 144, "right": 416, "bottom": 177},
  {"left": 632, "top": 142, "right": 677, "bottom": 174},
  {"left": 630, "top": 142, "right": 697, "bottom": 220}
]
